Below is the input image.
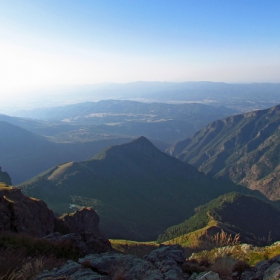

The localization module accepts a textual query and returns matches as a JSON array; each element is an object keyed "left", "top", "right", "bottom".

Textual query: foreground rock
[
  {"left": 239, "top": 255, "right": 280, "bottom": 280},
  {"left": 36, "top": 245, "right": 187, "bottom": 280},
  {"left": 0, "top": 186, "right": 111, "bottom": 254},
  {"left": 0, "top": 186, "right": 55, "bottom": 236}
]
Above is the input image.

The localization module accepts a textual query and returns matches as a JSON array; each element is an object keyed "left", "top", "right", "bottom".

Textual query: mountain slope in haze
[
  {"left": 19, "top": 137, "right": 265, "bottom": 241},
  {"left": 7, "top": 82, "right": 280, "bottom": 114},
  {"left": 13, "top": 100, "right": 237, "bottom": 144},
  {"left": 0, "top": 169, "right": 12, "bottom": 185},
  {"left": 0, "top": 121, "right": 133, "bottom": 184},
  {"left": 168, "top": 104, "right": 280, "bottom": 200},
  {"left": 13, "top": 100, "right": 236, "bottom": 121},
  {"left": 157, "top": 192, "right": 280, "bottom": 244}
]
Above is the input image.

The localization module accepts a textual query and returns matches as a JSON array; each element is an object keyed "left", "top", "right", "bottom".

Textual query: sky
[{"left": 0, "top": 0, "right": 280, "bottom": 97}]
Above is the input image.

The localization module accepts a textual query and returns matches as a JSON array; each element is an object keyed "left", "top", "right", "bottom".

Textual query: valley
[{"left": 1, "top": 83, "right": 280, "bottom": 279}]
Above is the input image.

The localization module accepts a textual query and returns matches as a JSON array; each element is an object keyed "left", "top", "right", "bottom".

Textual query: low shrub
[
  {"left": 0, "top": 251, "right": 66, "bottom": 280},
  {"left": 197, "top": 230, "right": 240, "bottom": 251},
  {"left": 0, "top": 231, "right": 80, "bottom": 279},
  {"left": 232, "top": 260, "right": 251, "bottom": 274},
  {"left": 210, "top": 257, "right": 238, "bottom": 278}
]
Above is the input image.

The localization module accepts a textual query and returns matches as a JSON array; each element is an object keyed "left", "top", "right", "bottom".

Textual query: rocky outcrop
[
  {"left": 60, "top": 207, "right": 101, "bottom": 236},
  {"left": 0, "top": 186, "right": 111, "bottom": 254},
  {"left": 144, "top": 244, "right": 186, "bottom": 279},
  {"left": 35, "top": 245, "right": 187, "bottom": 280},
  {"left": 0, "top": 186, "right": 55, "bottom": 236}
]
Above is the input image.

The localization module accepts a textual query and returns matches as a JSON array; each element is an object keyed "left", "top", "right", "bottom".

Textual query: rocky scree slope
[{"left": 168, "top": 104, "right": 280, "bottom": 200}]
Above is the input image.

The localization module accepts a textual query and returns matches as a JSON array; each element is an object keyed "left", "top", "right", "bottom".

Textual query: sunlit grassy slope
[{"left": 157, "top": 192, "right": 280, "bottom": 245}]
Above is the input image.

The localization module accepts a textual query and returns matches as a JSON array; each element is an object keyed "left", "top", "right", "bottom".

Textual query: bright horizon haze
[{"left": 0, "top": 0, "right": 280, "bottom": 97}]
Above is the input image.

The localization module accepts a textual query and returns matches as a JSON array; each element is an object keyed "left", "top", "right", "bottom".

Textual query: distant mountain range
[
  {"left": 4, "top": 82, "right": 280, "bottom": 114},
  {"left": 168, "top": 104, "right": 280, "bottom": 201},
  {"left": 158, "top": 192, "right": 280, "bottom": 244},
  {"left": 12, "top": 100, "right": 237, "bottom": 144},
  {"left": 19, "top": 137, "right": 266, "bottom": 241}
]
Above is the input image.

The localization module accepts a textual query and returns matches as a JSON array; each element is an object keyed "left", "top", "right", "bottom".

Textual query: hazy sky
[{"left": 1, "top": 0, "right": 280, "bottom": 95}]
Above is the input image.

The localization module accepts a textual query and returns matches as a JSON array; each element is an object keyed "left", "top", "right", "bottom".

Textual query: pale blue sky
[{"left": 0, "top": 0, "right": 280, "bottom": 95}]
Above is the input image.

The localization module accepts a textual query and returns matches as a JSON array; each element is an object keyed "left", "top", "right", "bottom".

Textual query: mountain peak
[
  {"left": 116, "top": 136, "right": 160, "bottom": 156},
  {"left": 130, "top": 136, "right": 154, "bottom": 146}
]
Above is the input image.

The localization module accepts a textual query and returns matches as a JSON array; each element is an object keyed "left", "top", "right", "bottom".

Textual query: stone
[
  {"left": 70, "top": 268, "right": 111, "bottom": 280},
  {"left": 263, "top": 262, "right": 280, "bottom": 280},
  {"left": 35, "top": 261, "right": 81, "bottom": 280},
  {"left": 193, "top": 271, "right": 220, "bottom": 280},
  {"left": 144, "top": 244, "right": 185, "bottom": 280},
  {"left": 240, "top": 254, "right": 280, "bottom": 280}
]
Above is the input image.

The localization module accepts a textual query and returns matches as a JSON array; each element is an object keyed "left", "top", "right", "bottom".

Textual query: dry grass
[
  {"left": 110, "top": 239, "right": 158, "bottom": 257},
  {"left": 197, "top": 230, "right": 240, "bottom": 251},
  {"left": 1, "top": 252, "right": 66, "bottom": 280},
  {"left": 0, "top": 232, "right": 74, "bottom": 280}
]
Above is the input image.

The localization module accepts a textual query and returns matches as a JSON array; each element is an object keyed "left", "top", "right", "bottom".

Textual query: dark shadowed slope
[{"left": 20, "top": 137, "right": 264, "bottom": 241}]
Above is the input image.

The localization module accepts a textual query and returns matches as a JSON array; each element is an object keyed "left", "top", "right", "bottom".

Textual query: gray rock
[
  {"left": 191, "top": 271, "right": 220, "bottom": 280},
  {"left": 263, "top": 262, "right": 280, "bottom": 280},
  {"left": 240, "top": 254, "right": 280, "bottom": 280},
  {"left": 70, "top": 268, "right": 111, "bottom": 280},
  {"left": 35, "top": 261, "right": 81, "bottom": 279},
  {"left": 144, "top": 244, "right": 185, "bottom": 280}
]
